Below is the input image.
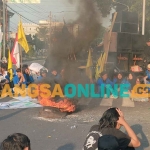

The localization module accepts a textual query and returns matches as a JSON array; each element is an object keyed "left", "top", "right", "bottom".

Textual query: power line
[
  {"left": 7, "top": 5, "right": 39, "bottom": 25},
  {"left": 8, "top": 3, "right": 47, "bottom": 20}
]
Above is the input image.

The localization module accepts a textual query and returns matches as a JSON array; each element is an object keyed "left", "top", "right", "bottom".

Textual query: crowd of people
[
  {"left": 0, "top": 62, "right": 63, "bottom": 94},
  {"left": 0, "top": 108, "right": 140, "bottom": 150},
  {"left": 96, "top": 64, "right": 150, "bottom": 101}
]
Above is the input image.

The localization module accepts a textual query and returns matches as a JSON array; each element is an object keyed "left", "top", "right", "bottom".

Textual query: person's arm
[
  {"left": 19, "top": 74, "right": 26, "bottom": 84},
  {"left": 117, "top": 109, "right": 141, "bottom": 148}
]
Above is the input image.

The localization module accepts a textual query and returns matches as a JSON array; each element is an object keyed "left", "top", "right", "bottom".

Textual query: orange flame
[{"left": 38, "top": 96, "right": 75, "bottom": 112}]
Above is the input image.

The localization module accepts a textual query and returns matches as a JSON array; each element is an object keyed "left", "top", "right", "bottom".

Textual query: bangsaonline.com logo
[
  {"left": 0, "top": 84, "right": 128, "bottom": 98},
  {"left": 1, "top": 84, "right": 150, "bottom": 98}
]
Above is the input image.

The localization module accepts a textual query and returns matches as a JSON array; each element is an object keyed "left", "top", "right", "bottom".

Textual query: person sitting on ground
[
  {"left": 0, "top": 64, "right": 9, "bottom": 90},
  {"left": 122, "top": 72, "right": 136, "bottom": 93},
  {"left": 22, "top": 65, "right": 34, "bottom": 86},
  {"left": 98, "top": 135, "right": 120, "bottom": 150},
  {"left": 51, "top": 69, "right": 61, "bottom": 83},
  {"left": 0, "top": 133, "right": 31, "bottom": 150},
  {"left": 131, "top": 76, "right": 149, "bottom": 102},
  {"left": 113, "top": 72, "right": 125, "bottom": 85},
  {"left": 13, "top": 68, "right": 26, "bottom": 86},
  {"left": 37, "top": 68, "right": 48, "bottom": 81},
  {"left": 82, "top": 107, "right": 140, "bottom": 150},
  {"left": 144, "top": 64, "right": 150, "bottom": 83},
  {"left": 97, "top": 71, "right": 114, "bottom": 98}
]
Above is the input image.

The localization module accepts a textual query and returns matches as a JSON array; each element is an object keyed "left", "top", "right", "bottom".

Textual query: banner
[
  {"left": 0, "top": 96, "right": 42, "bottom": 109},
  {"left": 29, "top": 63, "right": 48, "bottom": 73},
  {"left": 7, "top": 0, "right": 40, "bottom": 3}
]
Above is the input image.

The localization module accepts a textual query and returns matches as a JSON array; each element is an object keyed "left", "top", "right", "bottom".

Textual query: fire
[{"left": 38, "top": 96, "right": 75, "bottom": 112}]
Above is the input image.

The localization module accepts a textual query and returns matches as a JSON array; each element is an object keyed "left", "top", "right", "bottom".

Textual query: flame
[{"left": 38, "top": 96, "right": 75, "bottom": 112}]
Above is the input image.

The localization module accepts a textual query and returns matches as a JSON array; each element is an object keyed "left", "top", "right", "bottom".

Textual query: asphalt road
[
  {"left": 0, "top": 59, "right": 149, "bottom": 150},
  {"left": 0, "top": 101, "right": 150, "bottom": 150}
]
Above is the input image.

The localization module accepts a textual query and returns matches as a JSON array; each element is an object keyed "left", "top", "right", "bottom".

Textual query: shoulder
[
  {"left": 103, "top": 128, "right": 130, "bottom": 139},
  {"left": 97, "top": 78, "right": 102, "bottom": 83}
]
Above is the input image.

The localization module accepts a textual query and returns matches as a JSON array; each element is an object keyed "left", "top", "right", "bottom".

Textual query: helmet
[{"left": 40, "top": 68, "right": 47, "bottom": 76}]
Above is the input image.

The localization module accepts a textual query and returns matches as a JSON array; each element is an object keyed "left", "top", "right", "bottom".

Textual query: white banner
[
  {"left": 0, "top": 96, "right": 42, "bottom": 109},
  {"left": 29, "top": 63, "right": 48, "bottom": 73},
  {"left": 7, "top": 0, "right": 40, "bottom": 3}
]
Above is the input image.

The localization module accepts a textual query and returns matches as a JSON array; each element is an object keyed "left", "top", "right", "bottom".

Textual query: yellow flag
[
  {"left": 8, "top": 50, "right": 13, "bottom": 81},
  {"left": 100, "top": 52, "right": 106, "bottom": 73},
  {"left": 18, "top": 19, "right": 29, "bottom": 53},
  {"left": 86, "top": 49, "right": 93, "bottom": 79},
  {"left": 95, "top": 53, "right": 103, "bottom": 80}
]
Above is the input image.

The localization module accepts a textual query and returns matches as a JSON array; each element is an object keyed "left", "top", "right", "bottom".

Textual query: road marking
[
  {"left": 122, "top": 98, "right": 135, "bottom": 107},
  {"left": 100, "top": 98, "right": 113, "bottom": 107},
  {"left": 78, "top": 98, "right": 92, "bottom": 105}
]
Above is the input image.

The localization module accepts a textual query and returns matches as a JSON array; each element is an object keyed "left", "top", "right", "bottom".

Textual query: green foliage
[
  {"left": 36, "top": 27, "right": 48, "bottom": 40},
  {"left": 27, "top": 45, "right": 34, "bottom": 57},
  {"left": 96, "top": 0, "right": 150, "bottom": 21}
]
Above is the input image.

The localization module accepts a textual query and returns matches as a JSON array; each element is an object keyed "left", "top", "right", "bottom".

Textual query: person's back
[
  {"left": 83, "top": 108, "right": 140, "bottom": 150},
  {"left": 98, "top": 135, "right": 120, "bottom": 150}
]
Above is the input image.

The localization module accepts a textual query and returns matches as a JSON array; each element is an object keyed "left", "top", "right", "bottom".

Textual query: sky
[{"left": 8, "top": 0, "right": 111, "bottom": 32}]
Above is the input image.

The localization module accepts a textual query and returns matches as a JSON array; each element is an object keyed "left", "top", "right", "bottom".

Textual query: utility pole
[
  {"left": 142, "top": 0, "right": 146, "bottom": 35},
  {"left": 2, "top": 0, "right": 6, "bottom": 58},
  {"left": 49, "top": 11, "right": 51, "bottom": 49}
]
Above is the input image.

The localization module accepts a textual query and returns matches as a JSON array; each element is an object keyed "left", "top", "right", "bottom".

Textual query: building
[
  {"left": 39, "top": 20, "right": 79, "bottom": 37},
  {"left": 39, "top": 20, "right": 64, "bottom": 28},
  {"left": 23, "top": 23, "right": 39, "bottom": 36}
]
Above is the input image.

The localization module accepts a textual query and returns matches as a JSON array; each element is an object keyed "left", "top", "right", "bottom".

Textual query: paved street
[
  {"left": 0, "top": 96, "right": 150, "bottom": 150},
  {"left": 0, "top": 60, "right": 149, "bottom": 150}
]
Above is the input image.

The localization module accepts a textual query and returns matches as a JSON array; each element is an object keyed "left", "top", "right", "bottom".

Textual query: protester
[
  {"left": 131, "top": 76, "right": 149, "bottom": 102},
  {"left": 83, "top": 108, "right": 140, "bottom": 150},
  {"left": 22, "top": 65, "right": 34, "bottom": 86},
  {"left": 0, "top": 64, "right": 9, "bottom": 90},
  {"left": 121, "top": 72, "right": 136, "bottom": 92},
  {"left": 144, "top": 64, "right": 150, "bottom": 84},
  {"left": 98, "top": 135, "right": 120, "bottom": 150},
  {"left": 113, "top": 72, "right": 124, "bottom": 85},
  {"left": 13, "top": 68, "right": 26, "bottom": 86},
  {"left": 97, "top": 71, "right": 114, "bottom": 98},
  {"left": 0, "top": 133, "right": 31, "bottom": 150},
  {"left": 37, "top": 68, "right": 48, "bottom": 81}
]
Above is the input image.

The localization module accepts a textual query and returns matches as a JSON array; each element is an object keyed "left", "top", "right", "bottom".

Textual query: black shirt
[{"left": 83, "top": 125, "right": 134, "bottom": 150}]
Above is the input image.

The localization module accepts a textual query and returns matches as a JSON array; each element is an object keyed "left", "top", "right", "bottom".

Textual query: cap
[
  {"left": 40, "top": 68, "right": 47, "bottom": 74},
  {"left": 98, "top": 135, "right": 120, "bottom": 150}
]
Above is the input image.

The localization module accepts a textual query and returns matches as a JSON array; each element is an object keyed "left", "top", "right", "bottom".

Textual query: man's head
[
  {"left": 117, "top": 73, "right": 123, "bottom": 80},
  {"left": 101, "top": 71, "right": 108, "bottom": 81},
  {"left": 16, "top": 68, "right": 22, "bottom": 77},
  {"left": 0, "top": 133, "right": 31, "bottom": 150},
  {"left": 98, "top": 135, "right": 120, "bottom": 150},
  {"left": 99, "top": 108, "right": 121, "bottom": 130},
  {"left": 1, "top": 64, "right": 7, "bottom": 72},
  {"left": 51, "top": 70, "right": 57, "bottom": 76},
  {"left": 40, "top": 69, "right": 47, "bottom": 78},
  {"left": 22, "top": 65, "right": 29, "bottom": 74}
]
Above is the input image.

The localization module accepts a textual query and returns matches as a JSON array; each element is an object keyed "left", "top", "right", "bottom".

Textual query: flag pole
[
  {"left": 19, "top": 16, "right": 22, "bottom": 72},
  {"left": 2, "top": 0, "right": 6, "bottom": 59}
]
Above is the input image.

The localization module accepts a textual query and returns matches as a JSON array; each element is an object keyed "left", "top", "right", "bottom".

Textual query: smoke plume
[{"left": 44, "top": 0, "right": 101, "bottom": 83}]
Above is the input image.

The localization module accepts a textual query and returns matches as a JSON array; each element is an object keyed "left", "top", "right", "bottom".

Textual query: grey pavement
[
  {"left": 0, "top": 97, "right": 150, "bottom": 150},
  {"left": 0, "top": 60, "right": 149, "bottom": 150}
]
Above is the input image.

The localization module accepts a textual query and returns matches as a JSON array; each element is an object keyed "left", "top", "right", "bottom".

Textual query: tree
[
  {"left": 36, "top": 27, "right": 48, "bottom": 41},
  {"left": 96, "top": 0, "right": 150, "bottom": 21}
]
